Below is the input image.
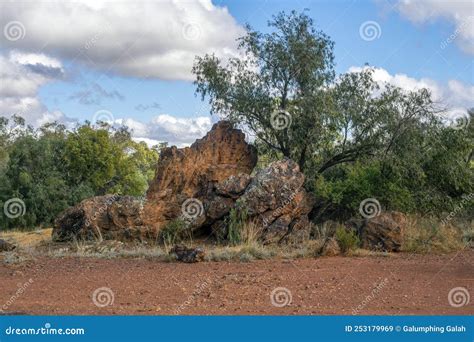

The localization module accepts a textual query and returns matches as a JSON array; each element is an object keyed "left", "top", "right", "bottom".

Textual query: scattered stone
[
  {"left": 0, "top": 239, "right": 16, "bottom": 252},
  {"left": 170, "top": 245, "right": 205, "bottom": 263}
]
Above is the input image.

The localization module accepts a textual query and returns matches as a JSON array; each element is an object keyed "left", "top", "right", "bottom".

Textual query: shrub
[
  {"left": 159, "top": 218, "right": 192, "bottom": 246},
  {"left": 335, "top": 226, "right": 359, "bottom": 254},
  {"left": 226, "top": 207, "right": 248, "bottom": 245}
]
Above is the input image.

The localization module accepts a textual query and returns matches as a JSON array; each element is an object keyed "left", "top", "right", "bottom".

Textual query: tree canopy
[{"left": 193, "top": 10, "right": 473, "bottom": 219}]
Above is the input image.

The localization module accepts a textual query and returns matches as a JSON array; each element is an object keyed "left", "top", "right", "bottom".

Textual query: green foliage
[
  {"left": 0, "top": 118, "right": 159, "bottom": 229},
  {"left": 194, "top": 10, "right": 473, "bottom": 220},
  {"left": 226, "top": 206, "right": 249, "bottom": 246},
  {"left": 335, "top": 226, "right": 360, "bottom": 254},
  {"left": 159, "top": 218, "right": 192, "bottom": 246}
]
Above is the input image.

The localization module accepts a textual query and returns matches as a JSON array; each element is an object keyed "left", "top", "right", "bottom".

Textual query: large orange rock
[{"left": 142, "top": 121, "right": 257, "bottom": 231}]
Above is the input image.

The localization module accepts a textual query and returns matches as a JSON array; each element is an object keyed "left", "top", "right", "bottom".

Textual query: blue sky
[{"left": 1, "top": 0, "right": 472, "bottom": 146}]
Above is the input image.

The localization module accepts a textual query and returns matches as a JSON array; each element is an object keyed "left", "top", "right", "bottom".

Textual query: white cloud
[
  {"left": 394, "top": 0, "right": 474, "bottom": 55},
  {"left": 117, "top": 114, "right": 214, "bottom": 147},
  {"left": 0, "top": 0, "right": 245, "bottom": 80},
  {"left": 348, "top": 66, "right": 473, "bottom": 110},
  {"left": 0, "top": 51, "right": 72, "bottom": 126}
]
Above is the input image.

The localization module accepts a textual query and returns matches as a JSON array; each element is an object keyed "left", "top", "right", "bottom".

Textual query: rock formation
[
  {"left": 52, "top": 121, "right": 314, "bottom": 244},
  {"left": 347, "top": 211, "right": 406, "bottom": 252}
]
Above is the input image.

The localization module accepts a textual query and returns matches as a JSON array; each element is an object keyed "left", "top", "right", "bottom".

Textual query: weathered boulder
[
  {"left": 347, "top": 211, "right": 406, "bottom": 252},
  {"left": 221, "top": 158, "right": 314, "bottom": 244},
  {"left": 0, "top": 239, "right": 16, "bottom": 252},
  {"left": 170, "top": 245, "right": 205, "bottom": 263},
  {"left": 142, "top": 121, "right": 257, "bottom": 231},
  {"left": 52, "top": 195, "right": 150, "bottom": 242}
]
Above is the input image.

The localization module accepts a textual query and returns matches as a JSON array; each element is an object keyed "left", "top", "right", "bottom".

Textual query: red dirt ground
[{"left": 0, "top": 251, "right": 473, "bottom": 315}]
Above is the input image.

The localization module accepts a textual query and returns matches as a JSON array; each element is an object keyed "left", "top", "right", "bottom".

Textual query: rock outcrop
[
  {"left": 143, "top": 121, "right": 257, "bottom": 231},
  {"left": 212, "top": 158, "right": 314, "bottom": 244},
  {"left": 53, "top": 195, "right": 149, "bottom": 242},
  {"left": 52, "top": 121, "right": 314, "bottom": 244},
  {"left": 347, "top": 211, "right": 406, "bottom": 252}
]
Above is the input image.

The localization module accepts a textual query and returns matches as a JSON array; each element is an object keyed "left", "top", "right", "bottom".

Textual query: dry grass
[
  {"left": 1, "top": 215, "right": 470, "bottom": 265},
  {"left": 0, "top": 228, "right": 52, "bottom": 248},
  {"left": 402, "top": 216, "right": 467, "bottom": 254}
]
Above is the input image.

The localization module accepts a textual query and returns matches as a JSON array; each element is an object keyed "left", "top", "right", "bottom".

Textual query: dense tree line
[{"left": 0, "top": 116, "right": 159, "bottom": 229}]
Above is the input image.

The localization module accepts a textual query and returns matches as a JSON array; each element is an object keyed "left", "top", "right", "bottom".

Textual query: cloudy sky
[{"left": 0, "top": 0, "right": 472, "bottom": 146}]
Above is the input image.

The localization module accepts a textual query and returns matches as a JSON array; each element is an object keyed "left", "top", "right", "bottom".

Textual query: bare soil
[{"left": 0, "top": 251, "right": 473, "bottom": 315}]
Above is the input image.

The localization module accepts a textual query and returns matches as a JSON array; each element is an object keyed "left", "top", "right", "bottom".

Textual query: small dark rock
[
  {"left": 170, "top": 245, "right": 205, "bottom": 263},
  {"left": 0, "top": 239, "right": 16, "bottom": 252}
]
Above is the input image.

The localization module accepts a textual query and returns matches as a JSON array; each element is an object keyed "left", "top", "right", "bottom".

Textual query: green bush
[
  {"left": 159, "top": 218, "right": 192, "bottom": 246},
  {"left": 226, "top": 206, "right": 248, "bottom": 245},
  {"left": 335, "top": 226, "right": 360, "bottom": 254}
]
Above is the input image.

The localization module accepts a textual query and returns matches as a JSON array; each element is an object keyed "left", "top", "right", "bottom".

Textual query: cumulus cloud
[
  {"left": 0, "top": 0, "right": 245, "bottom": 80},
  {"left": 394, "top": 0, "right": 474, "bottom": 55},
  {"left": 0, "top": 51, "right": 73, "bottom": 126},
  {"left": 348, "top": 66, "right": 474, "bottom": 110},
  {"left": 117, "top": 114, "right": 214, "bottom": 147}
]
